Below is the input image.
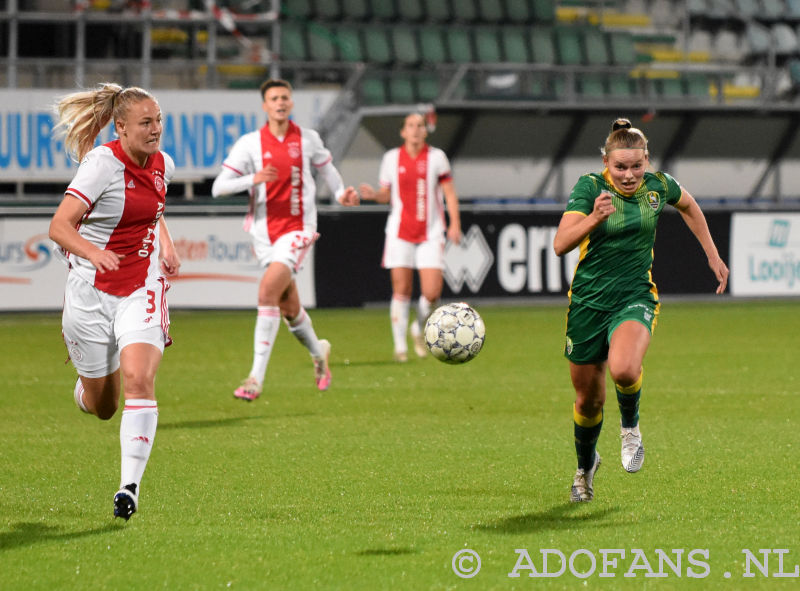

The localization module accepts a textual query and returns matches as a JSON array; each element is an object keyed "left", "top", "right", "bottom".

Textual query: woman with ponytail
[{"left": 49, "top": 83, "right": 180, "bottom": 521}]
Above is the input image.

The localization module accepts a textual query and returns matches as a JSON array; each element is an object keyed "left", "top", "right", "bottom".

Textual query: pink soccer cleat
[
  {"left": 234, "top": 376, "right": 261, "bottom": 401},
  {"left": 313, "top": 339, "right": 332, "bottom": 391}
]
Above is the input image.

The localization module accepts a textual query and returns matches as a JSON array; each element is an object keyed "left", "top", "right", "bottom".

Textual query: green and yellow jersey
[{"left": 564, "top": 170, "right": 683, "bottom": 311}]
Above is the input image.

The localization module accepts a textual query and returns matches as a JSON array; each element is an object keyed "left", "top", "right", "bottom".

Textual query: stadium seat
[
  {"left": 416, "top": 71, "right": 440, "bottom": 101},
  {"left": 389, "top": 73, "right": 417, "bottom": 104},
  {"left": 279, "top": 22, "right": 308, "bottom": 61},
  {"left": 606, "top": 73, "right": 635, "bottom": 98},
  {"left": 530, "top": 25, "right": 556, "bottom": 64},
  {"left": 686, "top": 73, "right": 711, "bottom": 99},
  {"left": 361, "top": 72, "right": 387, "bottom": 104},
  {"left": 583, "top": 27, "right": 610, "bottom": 67},
  {"left": 315, "top": 0, "right": 342, "bottom": 21},
  {"left": 608, "top": 31, "right": 637, "bottom": 66},
  {"left": 745, "top": 22, "right": 772, "bottom": 57},
  {"left": 761, "top": 0, "right": 785, "bottom": 19},
  {"left": 713, "top": 29, "right": 743, "bottom": 63},
  {"left": 507, "top": 0, "right": 533, "bottom": 23},
  {"left": 419, "top": 26, "right": 449, "bottom": 64},
  {"left": 657, "top": 77, "right": 684, "bottom": 98},
  {"left": 474, "top": 27, "right": 502, "bottom": 62},
  {"left": 578, "top": 73, "right": 605, "bottom": 99},
  {"left": 554, "top": 26, "right": 584, "bottom": 65},
  {"left": 363, "top": 26, "right": 393, "bottom": 65},
  {"left": 334, "top": 25, "right": 364, "bottom": 62},
  {"left": 450, "top": 0, "right": 479, "bottom": 23},
  {"left": 707, "top": 0, "right": 733, "bottom": 19},
  {"left": 391, "top": 26, "right": 420, "bottom": 66},
  {"left": 340, "top": 0, "right": 370, "bottom": 21},
  {"left": 773, "top": 24, "right": 799, "bottom": 57},
  {"left": 477, "top": 0, "right": 506, "bottom": 23},
  {"left": 787, "top": 0, "right": 800, "bottom": 18},
  {"left": 444, "top": 28, "right": 475, "bottom": 63},
  {"left": 531, "top": 0, "right": 557, "bottom": 23},
  {"left": 502, "top": 27, "right": 532, "bottom": 62},
  {"left": 426, "top": 1, "right": 453, "bottom": 22},
  {"left": 307, "top": 23, "right": 338, "bottom": 61},
  {"left": 397, "top": 0, "right": 425, "bottom": 22},
  {"left": 368, "top": 0, "right": 396, "bottom": 21},
  {"left": 282, "top": 0, "right": 314, "bottom": 20}
]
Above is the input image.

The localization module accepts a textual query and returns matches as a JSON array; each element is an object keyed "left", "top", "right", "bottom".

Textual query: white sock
[
  {"left": 250, "top": 306, "right": 280, "bottom": 382},
  {"left": 390, "top": 295, "right": 410, "bottom": 354},
  {"left": 73, "top": 377, "right": 89, "bottom": 413},
  {"left": 415, "top": 296, "right": 436, "bottom": 335},
  {"left": 119, "top": 399, "right": 158, "bottom": 489},
  {"left": 285, "top": 308, "right": 322, "bottom": 358}
]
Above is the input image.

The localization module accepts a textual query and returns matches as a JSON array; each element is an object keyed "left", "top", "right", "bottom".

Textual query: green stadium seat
[
  {"left": 361, "top": 72, "right": 387, "bottom": 105},
  {"left": 419, "top": 26, "right": 449, "bottom": 64},
  {"left": 427, "top": 1, "right": 453, "bottom": 22},
  {"left": 531, "top": 0, "right": 556, "bottom": 22},
  {"left": 578, "top": 73, "right": 605, "bottom": 98},
  {"left": 368, "top": 0, "right": 396, "bottom": 21},
  {"left": 282, "top": 0, "right": 314, "bottom": 20},
  {"left": 334, "top": 25, "right": 364, "bottom": 62},
  {"left": 530, "top": 26, "right": 556, "bottom": 64},
  {"left": 507, "top": 0, "right": 533, "bottom": 23},
  {"left": 686, "top": 73, "right": 710, "bottom": 99},
  {"left": 416, "top": 71, "right": 440, "bottom": 101},
  {"left": 477, "top": 0, "right": 505, "bottom": 23},
  {"left": 307, "top": 23, "right": 338, "bottom": 61},
  {"left": 363, "top": 26, "right": 393, "bottom": 65},
  {"left": 607, "top": 73, "right": 635, "bottom": 98},
  {"left": 279, "top": 22, "right": 308, "bottom": 61},
  {"left": 389, "top": 73, "right": 417, "bottom": 104},
  {"left": 583, "top": 27, "right": 610, "bottom": 67},
  {"left": 340, "top": 0, "right": 369, "bottom": 20},
  {"left": 657, "top": 77, "right": 684, "bottom": 98},
  {"left": 391, "top": 26, "right": 420, "bottom": 66},
  {"left": 502, "top": 27, "right": 531, "bottom": 62},
  {"left": 608, "top": 31, "right": 637, "bottom": 66},
  {"left": 397, "top": 0, "right": 425, "bottom": 22},
  {"left": 555, "top": 26, "right": 584, "bottom": 65},
  {"left": 450, "top": 0, "right": 479, "bottom": 23},
  {"left": 315, "top": 0, "right": 342, "bottom": 20},
  {"left": 444, "top": 28, "right": 475, "bottom": 63},
  {"left": 474, "top": 27, "right": 502, "bottom": 62}
]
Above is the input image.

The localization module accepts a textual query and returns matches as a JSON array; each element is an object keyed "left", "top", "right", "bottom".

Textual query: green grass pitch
[{"left": 2, "top": 300, "right": 799, "bottom": 590}]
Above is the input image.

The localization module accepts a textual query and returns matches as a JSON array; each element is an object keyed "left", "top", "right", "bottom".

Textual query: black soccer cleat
[{"left": 113, "top": 483, "right": 139, "bottom": 521}]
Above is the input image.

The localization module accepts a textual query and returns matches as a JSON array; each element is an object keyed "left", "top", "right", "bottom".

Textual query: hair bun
[{"left": 612, "top": 118, "right": 632, "bottom": 131}]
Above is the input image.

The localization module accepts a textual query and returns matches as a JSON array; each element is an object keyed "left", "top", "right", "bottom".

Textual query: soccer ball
[{"left": 424, "top": 302, "right": 486, "bottom": 364}]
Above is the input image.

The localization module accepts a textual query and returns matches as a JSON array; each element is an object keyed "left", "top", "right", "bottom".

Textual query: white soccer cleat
[
  {"left": 621, "top": 424, "right": 645, "bottom": 473},
  {"left": 393, "top": 351, "right": 408, "bottom": 363},
  {"left": 313, "top": 339, "right": 332, "bottom": 391},
  {"left": 74, "top": 378, "right": 90, "bottom": 413},
  {"left": 570, "top": 452, "right": 602, "bottom": 502}
]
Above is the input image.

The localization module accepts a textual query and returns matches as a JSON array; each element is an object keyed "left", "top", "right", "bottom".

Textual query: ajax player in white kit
[
  {"left": 359, "top": 113, "right": 461, "bottom": 362},
  {"left": 49, "top": 83, "right": 180, "bottom": 521},
  {"left": 212, "top": 79, "right": 359, "bottom": 401}
]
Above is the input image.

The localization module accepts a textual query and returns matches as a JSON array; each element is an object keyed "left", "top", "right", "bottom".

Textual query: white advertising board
[
  {"left": 0, "top": 88, "right": 336, "bottom": 182},
  {"left": 730, "top": 212, "right": 800, "bottom": 296},
  {"left": 0, "top": 215, "right": 316, "bottom": 310}
]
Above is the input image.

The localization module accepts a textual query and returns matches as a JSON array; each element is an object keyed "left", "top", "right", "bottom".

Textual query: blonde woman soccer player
[
  {"left": 49, "top": 83, "right": 180, "bottom": 520},
  {"left": 212, "top": 79, "right": 359, "bottom": 401},
  {"left": 553, "top": 118, "right": 729, "bottom": 502},
  {"left": 359, "top": 112, "right": 461, "bottom": 362}
]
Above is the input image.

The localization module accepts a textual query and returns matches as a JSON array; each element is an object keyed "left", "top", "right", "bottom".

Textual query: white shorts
[
  {"left": 62, "top": 271, "right": 170, "bottom": 378},
  {"left": 382, "top": 235, "right": 445, "bottom": 270},
  {"left": 252, "top": 229, "right": 318, "bottom": 273}
]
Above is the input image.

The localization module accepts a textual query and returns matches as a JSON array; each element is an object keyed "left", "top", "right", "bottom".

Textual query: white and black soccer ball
[{"left": 424, "top": 302, "right": 486, "bottom": 364}]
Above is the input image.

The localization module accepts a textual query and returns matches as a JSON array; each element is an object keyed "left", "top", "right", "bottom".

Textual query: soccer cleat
[
  {"left": 234, "top": 377, "right": 261, "bottom": 401},
  {"left": 570, "top": 452, "right": 602, "bottom": 503},
  {"left": 113, "top": 483, "right": 138, "bottom": 521},
  {"left": 393, "top": 351, "right": 408, "bottom": 363},
  {"left": 410, "top": 322, "right": 428, "bottom": 358},
  {"left": 313, "top": 339, "right": 332, "bottom": 391},
  {"left": 621, "top": 424, "right": 645, "bottom": 473}
]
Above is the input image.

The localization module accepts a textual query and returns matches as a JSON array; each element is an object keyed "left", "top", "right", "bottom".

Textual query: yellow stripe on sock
[
  {"left": 573, "top": 405, "right": 603, "bottom": 427},
  {"left": 616, "top": 371, "right": 643, "bottom": 395}
]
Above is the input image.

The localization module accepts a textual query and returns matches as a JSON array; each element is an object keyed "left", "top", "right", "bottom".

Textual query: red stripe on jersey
[
  {"left": 260, "top": 122, "right": 304, "bottom": 242},
  {"left": 93, "top": 140, "right": 167, "bottom": 296},
  {"left": 66, "top": 188, "right": 92, "bottom": 208},
  {"left": 397, "top": 144, "right": 429, "bottom": 244}
]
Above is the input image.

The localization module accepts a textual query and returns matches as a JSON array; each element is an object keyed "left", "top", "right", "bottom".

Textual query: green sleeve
[
  {"left": 657, "top": 171, "right": 683, "bottom": 205},
  {"left": 565, "top": 175, "right": 600, "bottom": 215}
]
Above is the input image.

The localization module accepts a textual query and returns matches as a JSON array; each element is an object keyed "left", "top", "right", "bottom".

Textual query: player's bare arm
[
  {"left": 49, "top": 195, "right": 123, "bottom": 273},
  {"left": 158, "top": 216, "right": 181, "bottom": 277},
  {"left": 358, "top": 183, "right": 391, "bottom": 203},
  {"left": 442, "top": 179, "right": 461, "bottom": 244},
  {"left": 253, "top": 164, "right": 279, "bottom": 185},
  {"left": 553, "top": 192, "right": 616, "bottom": 256}
]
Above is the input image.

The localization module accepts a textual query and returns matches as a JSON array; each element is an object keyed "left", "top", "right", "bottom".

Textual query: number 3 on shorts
[{"left": 146, "top": 290, "right": 156, "bottom": 314}]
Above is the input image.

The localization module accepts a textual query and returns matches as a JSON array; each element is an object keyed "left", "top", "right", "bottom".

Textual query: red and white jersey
[
  {"left": 220, "top": 121, "right": 332, "bottom": 245},
  {"left": 63, "top": 140, "right": 174, "bottom": 297},
  {"left": 378, "top": 144, "right": 452, "bottom": 244}
]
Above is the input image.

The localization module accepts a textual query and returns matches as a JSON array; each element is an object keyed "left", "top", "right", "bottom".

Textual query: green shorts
[{"left": 564, "top": 299, "right": 659, "bottom": 364}]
